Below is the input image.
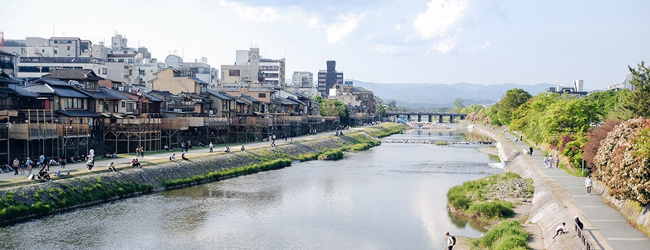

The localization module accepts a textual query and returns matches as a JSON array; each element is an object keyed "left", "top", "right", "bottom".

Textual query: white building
[
  {"left": 607, "top": 74, "right": 637, "bottom": 91},
  {"left": 221, "top": 48, "right": 285, "bottom": 87}
]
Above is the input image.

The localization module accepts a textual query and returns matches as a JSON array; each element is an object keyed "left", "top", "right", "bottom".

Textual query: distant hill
[{"left": 352, "top": 80, "right": 554, "bottom": 108}]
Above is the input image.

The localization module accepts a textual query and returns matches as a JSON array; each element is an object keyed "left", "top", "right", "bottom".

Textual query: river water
[{"left": 0, "top": 128, "right": 502, "bottom": 250}]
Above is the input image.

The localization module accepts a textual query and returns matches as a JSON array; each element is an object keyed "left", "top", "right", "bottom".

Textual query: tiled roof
[
  {"left": 100, "top": 87, "right": 132, "bottom": 100},
  {"left": 190, "top": 77, "right": 209, "bottom": 85},
  {"left": 46, "top": 69, "right": 104, "bottom": 81},
  {"left": 37, "top": 78, "right": 71, "bottom": 86},
  {"left": 206, "top": 89, "right": 233, "bottom": 100},
  {"left": 51, "top": 86, "right": 90, "bottom": 98},
  {"left": 9, "top": 84, "right": 39, "bottom": 97},
  {"left": 55, "top": 109, "right": 99, "bottom": 118}
]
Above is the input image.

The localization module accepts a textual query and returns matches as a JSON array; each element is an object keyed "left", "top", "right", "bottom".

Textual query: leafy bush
[
  {"left": 595, "top": 117, "right": 650, "bottom": 204},
  {"left": 478, "top": 220, "right": 530, "bottom": 249},
  {"left": 447, "top": 173, "right": 523, "bottom": 220}
]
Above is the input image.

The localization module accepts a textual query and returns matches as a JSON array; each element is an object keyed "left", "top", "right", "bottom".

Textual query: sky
[{"left": 1, "top": 0, "right": 649, "bottom": 90}]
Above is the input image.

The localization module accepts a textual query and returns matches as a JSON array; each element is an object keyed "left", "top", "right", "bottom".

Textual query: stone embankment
[
  {"left": 0, "top": 129, "right": 393, "bottom": 225},
  {"left": 471, "top": 125, "right": 579, "bottom": 249}
]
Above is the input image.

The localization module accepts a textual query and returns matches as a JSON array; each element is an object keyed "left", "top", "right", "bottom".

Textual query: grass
[
  {"left": 0, "top": 178, "right": 152, "bottom": 222},
  {"left": 162, "top": 159, "right": 292, "bottom": 189},
  {"left": 448, "top": 172, "right": 532, "bottom": 220},
  {"left": 435, "top": 141, "right": 450, "bottom": 146},
  {"left": 467, "top": 220, "right": 530, "bottom": 250}
]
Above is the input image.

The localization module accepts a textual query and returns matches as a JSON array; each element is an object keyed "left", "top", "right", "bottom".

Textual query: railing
[
  {"left": 9, "top": 123, "right": 58, "bottom": 139},
  {"left": 575, "top": 223, "right": 596, "bottom": 250},
  {"left": 58, "top": 124, "right": 90, "bottom": 137},
  {"left": 0, "top": 104, "right": 14, "bottom": 110},
  {"left": 161, "top": 118, "right": 189, "bottom": 130},
  {"left": 167, "top": 104, "right": 195, "bottom": 112}
]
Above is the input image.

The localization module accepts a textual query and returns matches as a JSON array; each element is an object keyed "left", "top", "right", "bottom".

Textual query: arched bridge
[{"left": 386, "top": 111, "right": 467, "bottom": 123}]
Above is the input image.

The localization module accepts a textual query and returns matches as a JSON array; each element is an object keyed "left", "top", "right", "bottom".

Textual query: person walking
[
  {"left": 445, "top": 231, "right": 456, "bottom": 250},
  {"left": 209, "top": 142, "right": 213, "bottom": 153},
  {"left": 585, "top": 176, "right": 593, "bottom": 195},
  {"left": 86, "top": 158, "right": 94, "bottom": 171},
  {"left": 13, "top": 158, "right": 21, "bottom": 175},
  {"left": 141, "top": 147, "right": 145, "bottom": 158},
  {"left": 529, "top": 147, "right": 533, "bottom": 156},
  {"left": 25, "top": 157, "right": 33, "bottom": 174}
]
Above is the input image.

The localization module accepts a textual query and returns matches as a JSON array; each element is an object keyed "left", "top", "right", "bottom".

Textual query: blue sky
[{"left": 1, "top": 0, "right": 649, "bottom": 89}]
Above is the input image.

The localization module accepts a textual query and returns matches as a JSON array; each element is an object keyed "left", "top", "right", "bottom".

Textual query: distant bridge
[{"left": 385, "top": 111, "right": 467, "bottom": 123}]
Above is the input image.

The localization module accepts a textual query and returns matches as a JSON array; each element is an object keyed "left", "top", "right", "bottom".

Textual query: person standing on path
[
  {"left": 585, "top": 176, "right": 593, "bottom": 195},
  {"left": 209, "top": 142, "right": 213, "bottom": 153},
  {"left": 13, "top": 158, "right": 21, "bottom": 175},
  {"left": 25, "top": 157, "right": 33, "bottom": 174},
  {"left": 529, "top": 147, "right": 533, "bottom": 156},
  {"left": 445, "top": 231, "right": 455, "bottom": 250}
]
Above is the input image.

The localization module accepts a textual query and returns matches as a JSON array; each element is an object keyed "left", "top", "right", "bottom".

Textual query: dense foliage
[
  {"left": 447, "top": 172, "right": 532, "bottom": 219},
  {"left": 619, "top": 61, "right": 650, "bottom": 119},
  {"left": 594, "top": 118, "right": 650, "bottom": 204},
  {"left": 468, "top": 220, "right": 530, "bottom": 250}
]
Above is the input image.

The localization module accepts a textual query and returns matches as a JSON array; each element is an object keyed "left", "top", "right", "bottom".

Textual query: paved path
[
  {"left": 501, "top": 131, "right": 650, "bottom": 250},
  {"left": 0, "top": 128, "right": 360, "bottom": 183}
]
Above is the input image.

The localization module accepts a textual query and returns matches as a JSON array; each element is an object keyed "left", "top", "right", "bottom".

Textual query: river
[{"left": 0, "top": 128, "right": 502, "bottom": 250}]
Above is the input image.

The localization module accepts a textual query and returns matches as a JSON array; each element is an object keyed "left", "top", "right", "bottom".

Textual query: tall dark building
[{"left": 317, "top": 60, "right": 343, "bottom": 98}]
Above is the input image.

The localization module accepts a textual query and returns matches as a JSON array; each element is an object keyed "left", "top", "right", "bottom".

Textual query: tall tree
[
  {"left": 494, "top": 88, "right": 532, "bottom": 125},
  {"left": 620, "top": 61, "right": 650, "bottom": 119},
  {"left": 454, "top": 98, "right": 464, "bottom": 108}
]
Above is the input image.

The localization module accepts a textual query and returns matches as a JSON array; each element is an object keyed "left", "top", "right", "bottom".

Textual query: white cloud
[
  {"left": 372, "top": 43, "right": 405, "bottom": 54},
  {"left": 220, "top": 1, "right": 282, "bottom": 22},
  {"left": 432, "top": 36, "right": 457, "bottom": 54},
  {"left": 414, "top": 0, "right": 468, "bottom": 39},
  {"left": 396, "top": 24, "right": 401, "bottom": 31},
  {"left": 325, "top": 13, "right": 365, "bottom": 44}
]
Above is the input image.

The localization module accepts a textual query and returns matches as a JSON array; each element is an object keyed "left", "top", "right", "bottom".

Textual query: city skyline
[{"left": 1, "top": 0, "right": 649, "bottom": 89}]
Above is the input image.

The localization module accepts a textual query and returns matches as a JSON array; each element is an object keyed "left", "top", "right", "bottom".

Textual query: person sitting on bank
[
  {"left": 54, "top": 171, "right": 71, "bottom": 177},
  {"left": 224, "top": 147, "right": 230, "bottom": 153},
  {"left": 131, "top": 159, "right": 141, "bottom": 168},
  {"left": 241, "top": 145, "right": 246, "bottom": 151},
  {"left": 552, "top": 222, "right": 567, "bottom": 239},
  {"left": 38, "top": 169, "right": 51, "bottom": 182},
  {"left": 181, "top": 153, "right": 189, "bottom": 161},
  {"left": 164, "top": 145, "right": 170, "bottom": 151},
  {"left": 169, "top": 153, "right": 176, "bottom": 161},
  {"left": 107, "top": 162, "right": 117, "bottom": 172}
]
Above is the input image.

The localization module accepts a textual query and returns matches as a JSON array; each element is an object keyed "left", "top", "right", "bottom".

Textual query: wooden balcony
[
  {"left": 9, "top": 123, "right": 59, "bottom": 140},
  {"left": 161, "top": 118, "right": 189, "bottom": 130},
  {"left": 102, "top": 118, "right": 161, "bottom": 132},
  {"left": 58, "top": 124, "right": 90, "bottom": 137}
]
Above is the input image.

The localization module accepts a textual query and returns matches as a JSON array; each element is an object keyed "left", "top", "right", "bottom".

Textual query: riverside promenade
[
  {"left": 498, "top": 128, "right": 650, "bottom": 250},
  {"left": 0, "top": 128, "right": 356, "bottom": 184}
]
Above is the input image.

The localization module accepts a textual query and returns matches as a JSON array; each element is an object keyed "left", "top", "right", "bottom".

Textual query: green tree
[
  {"left": 491, "top": 88, "right": 532, "bottom": 126},
  {"left": 376, "top": 104, "right": 386, "bottom": 117},
  {"left": 454, "top": 98, "right": 464, "bottom": 109},
  {"left": 620, "top": 61, "right": 650, "bottom": 119},
  {"left": 319, "top": 99, "right": 349, "bottom": 121}
]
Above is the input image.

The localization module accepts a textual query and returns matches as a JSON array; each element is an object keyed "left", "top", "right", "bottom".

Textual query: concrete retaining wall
[
  {"left": 593, "top": 180, "right": 650, "bottom": 235},
  {"left": 472, "top": 125, "right": 572, "bottom": 249},
  {"left": 0, "top": 134, "right": 370, "bottom": 225}
]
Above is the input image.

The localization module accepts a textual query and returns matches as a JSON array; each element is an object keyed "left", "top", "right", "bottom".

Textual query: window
[
  {"left": 102, "top": 68, "right": 107, "bottom": 74},
  {"left": 67, "top": 46, "right": 70, "bottom": 50},
  {"left": 258, "top": 93, "right": 266, "bottom": 98},
  {"left": 127, "top": 59, "right": 134, "bottom": 64},
  {"left": 118, "top": 59, "right": 124, "bottom": 63},
  {"left": 65, "top": 98, "right": 83, "bottom": 109},
  {"left": 222, "top": 100, "right": 228, "bottom": 110},
  {"left": 229, "top": 69, "right": 240, "bottom": 76},
  {"left": 54, "top": 50, "right": 58, "bottom": 55},
  {"left": 122, "top": 101, "right": 125, "bottom": 108}
]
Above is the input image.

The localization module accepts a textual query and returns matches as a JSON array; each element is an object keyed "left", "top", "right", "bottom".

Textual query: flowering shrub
[{"left": 595, "top": 117, "right": 650, "bottom": 204}]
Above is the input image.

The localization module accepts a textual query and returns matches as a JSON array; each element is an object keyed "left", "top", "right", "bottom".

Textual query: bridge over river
[{"left": 386, "top": 111, "right": 467, "bottom": 123}]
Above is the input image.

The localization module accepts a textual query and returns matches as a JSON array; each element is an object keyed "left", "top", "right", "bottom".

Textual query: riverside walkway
[
  {"left": 498, "top": 128, "right": 650, "bottom": 250},
  {"left": 0, "top": 128, "right": 360, "bottom": 184}
]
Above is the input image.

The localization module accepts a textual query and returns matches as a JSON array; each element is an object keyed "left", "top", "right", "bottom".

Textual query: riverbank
[
  {"left": 467, "top": 123, "right": 587, "bottom": 249},
  {"left": 0, "top": 124, "right": 407, "bottom": 225}
]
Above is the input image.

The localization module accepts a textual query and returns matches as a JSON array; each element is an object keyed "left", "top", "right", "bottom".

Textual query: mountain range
[{"left": 352, "top": 80, "right": 555, "bottom": 108}]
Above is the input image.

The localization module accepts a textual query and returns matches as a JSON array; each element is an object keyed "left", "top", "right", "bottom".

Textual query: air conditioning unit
[{"left": 118, "top": 86, "right": 124, "bottom": 91}]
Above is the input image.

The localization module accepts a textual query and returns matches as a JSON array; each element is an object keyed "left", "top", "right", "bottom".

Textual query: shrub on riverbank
[
  {"left": 447, "top": 172, "right": 532, "bottom": 220},
  {"left": 365, "top": 124, "right": 406, "bottom": 138},
  {"left": 0, "top": 180, "right": 152, "bottom": 222},
  {"left": 162, "top": 158, "right": 292, "bottom": 189},
  {"left": 468, "top": 220, "right": 530, "bottom": 250}
]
